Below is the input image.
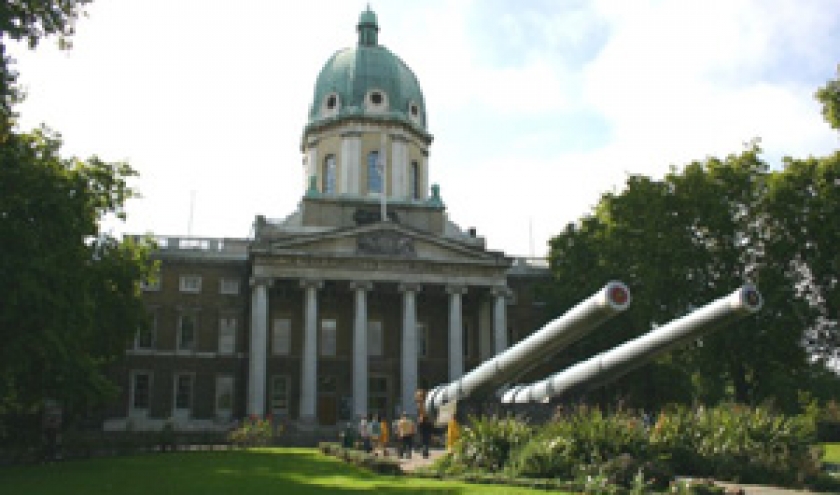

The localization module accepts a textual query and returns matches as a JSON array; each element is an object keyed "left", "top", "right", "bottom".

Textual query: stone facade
[
  {"left": 104, "top": 232, "right": 550, "bottom": 431},
  {"left": 103, "top": 9, "right": 553, "bottom": 432}
]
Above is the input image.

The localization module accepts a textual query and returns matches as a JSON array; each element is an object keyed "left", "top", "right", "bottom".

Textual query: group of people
[{"left": 352, "top": 411, "right": 434, "bottom": 459}]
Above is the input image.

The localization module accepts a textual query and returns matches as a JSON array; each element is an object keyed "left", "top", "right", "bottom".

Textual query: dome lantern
[{"left": 357, "top": 5, "right": 379, "bottom": 46}]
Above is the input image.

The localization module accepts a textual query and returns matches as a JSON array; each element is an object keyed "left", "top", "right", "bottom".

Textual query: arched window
[
  {"left": 410, "top": 160, "right": 420, "bottom": 200},
  {"left": 323, "top": 155, "right": 336, "bottom": 194},
  {"left": 367, "top": 151, "right": 382, "bottom": 194}
]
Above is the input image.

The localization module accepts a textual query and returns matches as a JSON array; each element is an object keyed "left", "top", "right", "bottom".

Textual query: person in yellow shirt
[
  {"left": 379, "top": 416, "right": 390, "bottom": 456},
  {"left": 446, "top": 417, "right": 460, "bottom": 452}
]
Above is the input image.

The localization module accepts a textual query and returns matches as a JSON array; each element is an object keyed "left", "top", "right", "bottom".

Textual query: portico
[{"left": 245, "top": 221, "right": 512, "bottom": 425}]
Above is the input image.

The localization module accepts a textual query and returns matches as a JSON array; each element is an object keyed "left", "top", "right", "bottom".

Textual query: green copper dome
[{"left": 306, "top": 8, "right": 428, "bottom": 135}]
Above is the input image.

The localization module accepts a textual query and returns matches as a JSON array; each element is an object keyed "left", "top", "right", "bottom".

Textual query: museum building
[{"left": 104, "top": 8, "right": 549, "bottom": 431}]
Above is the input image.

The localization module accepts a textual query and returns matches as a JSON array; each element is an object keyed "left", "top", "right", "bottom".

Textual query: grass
[
  {"left": 0, "top": 448, "right": 568, "bottom": 495},
  {"left": 824, "top": 442, "right": 840, "bottom": 464}
]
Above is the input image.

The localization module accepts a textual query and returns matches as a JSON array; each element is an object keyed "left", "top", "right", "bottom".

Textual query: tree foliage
[
  {"left": 0, "top": 0, "right": 152, "bottom": 436},
  {"left": 816, "top": 64, "right": 840, "bottom": 131},
  {"left": 0, "top": 127, "right": 152, "bottom": 429},
  {"left": 765, "top": 153, "right": 840, "bottom": 359},
  {"left": 543, "top": 140, "right": 839, "bottom": 411}
]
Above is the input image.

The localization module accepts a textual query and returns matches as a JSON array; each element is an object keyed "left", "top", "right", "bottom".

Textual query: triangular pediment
[{"left": 263, "top": 222, "right": 507, "bottom": 265}]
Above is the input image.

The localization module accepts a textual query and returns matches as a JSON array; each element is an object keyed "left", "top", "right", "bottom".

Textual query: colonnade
[{"left": 246, "top": 278, "right": 510, "bottom": 422}]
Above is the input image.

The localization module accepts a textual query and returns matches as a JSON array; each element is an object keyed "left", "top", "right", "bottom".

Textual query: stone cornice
[{"left": 253, "top": 254, "right": 507, "bottom": 287}]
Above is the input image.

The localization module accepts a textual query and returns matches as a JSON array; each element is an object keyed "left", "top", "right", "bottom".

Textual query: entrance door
[
  {"left": 317, "top": 375, "right": 338, "bottom": 425},
  {"left": 317, "top": 396, "right": 337, "bottom": 425}
]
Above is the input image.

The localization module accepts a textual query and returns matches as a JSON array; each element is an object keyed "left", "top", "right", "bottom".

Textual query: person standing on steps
[
  {"left": 379, "top": 415, "right": 390, "bottom": 456},
  {"left": 417, "top": 413, "right": 433, "bottom": 459},
  {"left": 369, "top": 414, "right": 381, "bottom": 454},
  {"left": 359, "top": 415, "right": 370, "bottom": 452},
  {"left": 397, "top": 411, "right": 415, "bottom": 459}
]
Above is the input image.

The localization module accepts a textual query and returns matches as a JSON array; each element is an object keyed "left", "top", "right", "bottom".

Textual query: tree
[
  {"left": 544, "top": 145, "right": 818, "bottom": 411},
  {"left": 0, "top": 127, "right": 152, "bottom": 435},
  {"left": 0, "top": 1, "right": 152, "bottom": 439},
  {"left": 764, "top": 153, "right": 840, "bottom": 361},
  {"left": 816, "top": 64, "right": 840, "bottom": 131}
]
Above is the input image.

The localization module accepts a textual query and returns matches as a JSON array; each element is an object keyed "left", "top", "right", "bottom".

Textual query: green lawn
[
  {"left": 0, "top": 448, "right": 566, "bottom": 495},
  {"left": 824, "top": 443, "right": 840, "bottom": 464}
]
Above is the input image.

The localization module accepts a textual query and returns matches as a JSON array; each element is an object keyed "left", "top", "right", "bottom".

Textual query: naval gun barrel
[
  {"left": 425, "top": 281, "right": 631, "bottom": 420},
  {"left": 501, "top": 285, "right": 762, "bottom": 404}
]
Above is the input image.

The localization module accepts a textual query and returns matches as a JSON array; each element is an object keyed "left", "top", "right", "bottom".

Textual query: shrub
[
  {"left": 449, "top": 415, "right": 532, "bottom": 472},
  {"left": 227, "top": 416, "right": 279, "bottom": 448},
  {"left": 510, "top": 406, "right": 650, "bottom": 482},
  {"left": 649, "top": 403, "right": 818, "bottom": 486}
]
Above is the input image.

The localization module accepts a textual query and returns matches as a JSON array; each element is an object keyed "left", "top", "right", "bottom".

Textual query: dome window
[
  {"left": 408, "top": 101, "right": 422, "bottom": 124},
  {"left": 321, "top": 92, "right": 340, "bottom": 117},
  {"left": 364, "top": 89, "right": 388, "bottom": 113}
]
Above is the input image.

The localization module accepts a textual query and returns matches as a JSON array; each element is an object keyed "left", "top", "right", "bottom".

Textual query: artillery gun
[{"left": 418, "top": 283, "right": 762, "bottom": 425}]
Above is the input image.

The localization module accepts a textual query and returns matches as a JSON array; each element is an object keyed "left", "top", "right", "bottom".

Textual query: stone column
[
  {"left": 247, "top": 277, "right": 271, "bottom": 417},
  {"left": 299, "top": 279, "right": 323, "bottom": 424},
  {"left": 447, "top": 285, "right": 467, "bottom": 381},
  {"left": 492, "top": 286, "right": 511, "bottom": 355},
  {"left": 399, "top": 283, "right": 421, "bottom": 415},
  {"left": 350, "top": 281, "right": 372, "bottom": 419}
]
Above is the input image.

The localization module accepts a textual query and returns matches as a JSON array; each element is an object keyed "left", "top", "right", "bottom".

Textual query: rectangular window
[
  {"left": 319, "top": 375, "right": 337, "bottom": 394},
  {"left": 179, "top": 275, "right": 202, "bottom": 293},
  {"left": 135, "top": 312, "right": 156, "bottom": 350},
  {"left": 323, "top": 155, "right": 337, "bottom": 194},
  {"left": 320, "top": 319, "right": 337, "bottom": 356},
  {"left": 410, "top": 160, "right": 420, "bottom": 200},
  {"left": 219, "top": 317, "right": 236, "bottom": 355},
  {"left": 272, "top": 318, "right": 291, "bottom": 355},
  {"left": 219, "top": 278, "right": 240, "bottom": 295},
  {"left": 173, "top": 373, "right": 194, "bottom": 414},
  {"left": 215, "top": 375, "right": 234, "bottom": 419},
  {"left": 130, "top": 371, "right": 152, "bottom": 411},
  {"left": 270, "top": 375, "right": 290, "bottom": 416},
  {"left": 368, "top": 320, "right": 383, "bottom": 357},
  {"left": 367, "top": 151, "right": 382, "bottom": 194},
  {"left": 178, "top": 313, "right": 197, "bottom": 351},
  {"left": 416, "top": 323, "right": 428, "bottom": 358}
]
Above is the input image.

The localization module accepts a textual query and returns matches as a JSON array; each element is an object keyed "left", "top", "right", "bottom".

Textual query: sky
[{"left": 9, "top": 0, "right": 840, "bottom": 257}]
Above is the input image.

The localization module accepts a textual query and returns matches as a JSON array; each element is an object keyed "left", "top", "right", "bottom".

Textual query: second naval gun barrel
[
  {"left": 502, "top": 285, "right": 762, "bottom": 404},
  {"left": 425, "top": 281, "right": 631, "bottom": 420}
]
